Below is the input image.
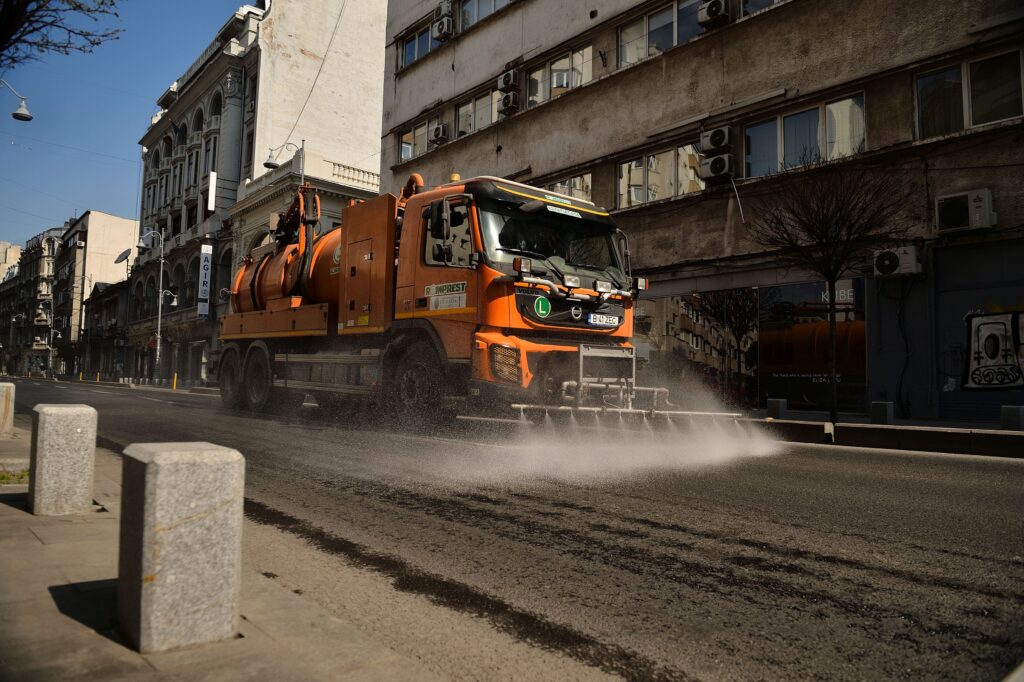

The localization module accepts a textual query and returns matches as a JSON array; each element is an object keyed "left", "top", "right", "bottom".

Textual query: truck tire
[
  {"left": 219, "top": 349, "right": 245, "bottom": 409},
  {"left": 392, "top": 341, "right": 445, "bottom": 425},
  {"left": 243, "top": 347, "right": 305, "bottom": 414}
]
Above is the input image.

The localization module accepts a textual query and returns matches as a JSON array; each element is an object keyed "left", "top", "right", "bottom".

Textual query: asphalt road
[{"left": 10, "top": 378, "right": 1024, "bottom": 681}]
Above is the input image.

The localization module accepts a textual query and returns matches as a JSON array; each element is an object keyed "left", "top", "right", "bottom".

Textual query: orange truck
[{"left": 216, "top": 173, "right": 670, "bottom": 421}]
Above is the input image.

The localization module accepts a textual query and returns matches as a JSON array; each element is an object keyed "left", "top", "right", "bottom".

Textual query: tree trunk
[{"left": 827, "top": 279, "right": 839, "bottom": 424}]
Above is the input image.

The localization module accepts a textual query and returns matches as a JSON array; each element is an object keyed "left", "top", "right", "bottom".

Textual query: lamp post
[
  {"left": 0, "top": 79, "right": 33, "bottom": 121},
  {"left": 263, "top": 139, "right": 305, "bottom": 186},
  {"left": 137, "top": 228, "right": 177, "bottom": 381},
  {"left": 36, "top": 300, "right": 61, "bottom": 376},
  {"left": 8, "top": 313, "right": 25, "bottom": 374}
]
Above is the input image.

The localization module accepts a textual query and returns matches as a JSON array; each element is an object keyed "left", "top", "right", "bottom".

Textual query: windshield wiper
[
  {"left": 567, "top": 262, "right": 623, "bottom": 288},
  {"left": 496, "top": 247, "right": 567, "bottom": 281}
]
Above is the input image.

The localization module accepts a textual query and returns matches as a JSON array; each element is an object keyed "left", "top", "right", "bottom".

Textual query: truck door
[{"left": 407, "top": 195, "right": 479, "bottom": 359}]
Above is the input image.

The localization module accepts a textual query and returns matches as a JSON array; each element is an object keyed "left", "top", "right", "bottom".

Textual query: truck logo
[
  {"left": 570, "top": 305, "right": 583, "bottom": 321},
  {"left": 534, "top": 297, "right": 551, "bottom": 318},
  {"left": 425, "top": 282, "right": 467, "bottom": 297}
]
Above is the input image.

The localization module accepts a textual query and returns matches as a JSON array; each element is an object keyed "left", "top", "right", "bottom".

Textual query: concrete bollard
[
  {"left": 0, "top": 383, "right": 13, "bottom": 438},
  {"left": 28, "top": 404, "right": 97, "bottom": 516},
  {"left": 117, "top": 442, "right": 245, "bottom": 653},
  {"left": 870, "top": 401, "right": 895, "bottom": 425},
  {"left": 1001, "top": 405, "right": 1024, "bottom": 431},
  {"left": 767, "top": 398, "right": 787, "bottom": 419}
]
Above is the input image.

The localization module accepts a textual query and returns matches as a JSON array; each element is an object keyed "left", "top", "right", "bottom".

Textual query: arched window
[
  {"left": 187, "top": 256, "right": 201, "bottom": 305},
  {"left": 210, "top": 92, "right": 222, "bottom": 117},
  {"left": 132, "top": 282, "right": 145, "bottom": 320},
  {"left": 161, "top": 136, "right": 172, "bottom": 158},
  {"left": 171, "top": 264, "right": 186, "bottom": 304},
  {"left": 151, "top": 150, "right": 161, "bottom": 170},
  {"left": 144, "top": 276, "right": 157, "bottom": 317},
  {"left": 192, "top": 109, "right": 204, "bottom": 133},
  {"left": 176, "top": 122, "right": 188, "bottom": 148}
]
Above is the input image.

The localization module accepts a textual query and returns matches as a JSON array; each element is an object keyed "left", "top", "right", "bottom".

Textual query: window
[
  {"left": 744, "top": 94, "right": 866, "bottom": 176},
  {"left": 547, "top": 172, "right": 592, "bottom": 202},
  {"left": 617, "top": 144, "right": 704, "bottom": 208},
  {"left": 187, "top": 151, "right": 198, "bottom": 186},
  {"left": 399, "top": 117, "right": 439, "bottom": 162},
  {"left": 424, "top": 199, "right": 473, "bottom": 267},
  {"left": 244, "top": 131, "right": 254, "bottom": 171},
  {"left": 401, "top": 25, "right": 438, "bottom": 68},
  {"left": 203, "top": 136, "right": 218, "bottom": 176},
  {"left": 618, "top": 2, "right": 705, "bottom": 68},
  {"left": 454, "top": 91, "right": 501, "bottom": 139},
  {"left": 460, "top": 0, "right": 508, "bottom": 31},
  {"left": 528, "top": 46, "right": 593, "bottom": 108},
  {"left": 744, "top": 0, "right": 777, "bottom": 14},
  {"left": 916, "top": 52, "right": 1023, "bottom": 139}
]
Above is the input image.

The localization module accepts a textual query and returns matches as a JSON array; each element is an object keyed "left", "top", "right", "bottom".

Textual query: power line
[
  {"left": 0, "top": 202, "right": 64, "bottom": 224},
  {"left": 0, "top": 129, "right": 138, "bottom": 164}
]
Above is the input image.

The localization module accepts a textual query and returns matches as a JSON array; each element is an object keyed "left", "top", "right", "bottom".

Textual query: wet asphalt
[{"left": 11, "top": 378, "right": 1024, "bottom": 681}]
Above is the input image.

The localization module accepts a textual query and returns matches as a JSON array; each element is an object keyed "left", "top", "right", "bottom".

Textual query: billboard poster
[
  {"left": 757, "top": 278, "right": 867, "bottom": 412},
  {"left": 197, "top": 244, "right": 213, "bottom": 320}
]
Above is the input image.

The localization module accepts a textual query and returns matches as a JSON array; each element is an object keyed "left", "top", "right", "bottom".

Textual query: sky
[{"left": 0, "top": 1, "right": 242, "bottom": 247}]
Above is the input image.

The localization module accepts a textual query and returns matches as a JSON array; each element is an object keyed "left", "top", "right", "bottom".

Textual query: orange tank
[{"left": 232, "top": 227, "right": 342, "bottom": 314}]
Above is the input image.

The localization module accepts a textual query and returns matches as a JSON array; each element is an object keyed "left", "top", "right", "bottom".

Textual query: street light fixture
[
  {"left": 263, "top": 138, "right": 305, "bottom": 186},
  {"left": 0, "top": 79, "right": 33, "bottom": 122},
  {"left": 138, "top": 228, "right": 171, "bottom": 381}
]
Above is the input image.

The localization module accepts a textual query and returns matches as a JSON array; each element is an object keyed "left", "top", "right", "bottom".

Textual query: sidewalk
[{"left": 0, "top": 418, "right": 439, "bottom": 681}]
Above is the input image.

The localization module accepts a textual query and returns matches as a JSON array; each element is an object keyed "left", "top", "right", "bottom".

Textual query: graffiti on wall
[{"left": 962, "top": 312, "right": 1024, "bottom": 390}]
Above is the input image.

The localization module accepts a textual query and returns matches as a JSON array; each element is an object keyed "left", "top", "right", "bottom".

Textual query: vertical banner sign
[
  {"left": 197, "top": 244, "right": 213, "bottom": 320},
  {"left": 207, "top": 171, "right": 217, "bottom": 212}
]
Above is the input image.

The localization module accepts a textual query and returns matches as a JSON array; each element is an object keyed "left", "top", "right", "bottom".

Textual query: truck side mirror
[{"left": 429, "top": 200, "right": 449, "bottom": 240}]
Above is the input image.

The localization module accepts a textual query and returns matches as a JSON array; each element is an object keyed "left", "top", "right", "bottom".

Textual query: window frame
[
  {"left": 616, "top": 143, "right": 704, "bottom": 209},
  {"left": 617, "top": 1, "right": 708, "bottom": 70},
  {"left": 399, "top": 23, "right": 437, "bottom": 69},
  {"left": 527, "top": 45, "right": 594, "bottom": 109},
  {"left": 546, "top": 171, "right": 593, "bottom": 202},
  {"left": 742, "top": 92, "right": 868, "bottom": 177},
  {"left": 397, "top": 116, "right": 440, "bottom": 164},
  {"left": 914, "top": 50, "right": 1024, "bottom": 140},
  {"left": 453, "top": 88, "right": 503, "bottom": 140}
]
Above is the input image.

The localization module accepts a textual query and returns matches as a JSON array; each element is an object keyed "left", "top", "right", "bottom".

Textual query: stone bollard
[
  {"left": 0, "top": 383, "right": 13, "bottom": 438},
  {"left": 767, "top": 398, "right": 787, "bottom": 419},
  {"left": 870, "top": 401, "right": 895, "bottom": 425},
  {"left": 118, "top": 442, "right": 245, "bottom": 653},
  {"left": 28, "top": 404, "right": 97, "bottom": 516},
  {"left": 1000, "top": 405, "right": 1024, "bottom": 431}
]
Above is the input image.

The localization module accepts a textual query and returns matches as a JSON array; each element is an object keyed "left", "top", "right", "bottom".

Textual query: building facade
[
  {"left": 381, "top": 0, "right": 1024, "bottom": 420},
  {"left": 52, "top": 210, "right": 137, "bottom": 376},
  {"left": 0, "top": 242, "right": 20, "bottom": 282},
  {"left": 128, "top": 0, "right": 386, "bottom": 384},
  {"left": 0, "top": 229, "right": 63, "bottom": 375},
  {"left": 81, "top": 281, "right": 130, "bottom": 380}
]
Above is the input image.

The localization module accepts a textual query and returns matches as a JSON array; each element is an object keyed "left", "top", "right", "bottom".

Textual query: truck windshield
[{"left": 477, "top": 200, "right": 626, "bottom": 287}]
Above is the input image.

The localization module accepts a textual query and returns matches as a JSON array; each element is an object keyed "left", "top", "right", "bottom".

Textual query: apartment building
[
  {"left": 381, "top": 0, "right": 1024, "bottom": 419},
  {"left": 129, "top": 0, "right": 386, "bottom": 384},
  {"left": 0, "top": 242, "right": 20, "bottom": 282},
  {"left": 81, "top": 281, "right": 130, "bottom": 380},
  {"left": 0, "top": 229, "right": 64, "bottom": 375},
  {"left": 52, "top": 210, "right": 137, "bottom": 375}
]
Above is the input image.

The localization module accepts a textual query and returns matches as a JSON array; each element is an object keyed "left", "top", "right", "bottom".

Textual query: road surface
[{"left": 10, "top": 378, "right": 1024, "bottom": 681}]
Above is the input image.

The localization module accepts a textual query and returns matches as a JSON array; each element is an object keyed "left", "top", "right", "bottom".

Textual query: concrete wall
[{"left": 255, "top": 0, "right": 387, "bottom": 180}]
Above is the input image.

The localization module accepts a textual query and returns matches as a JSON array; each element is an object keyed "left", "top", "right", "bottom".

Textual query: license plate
[{"left": 588, "top": 313, "right": 620, "bottom": 327}]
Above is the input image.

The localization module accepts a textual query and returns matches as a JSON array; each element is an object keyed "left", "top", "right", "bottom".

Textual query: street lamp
[
  {"left": 36, "top": 300, "right": 61, "bottom": 376},
  {"left": 263, "top": 138, "right": 305, "bottom": 186},
  {"left": 0, "top": 79, "right": 33, "bottom": 122},
  {"left": 137, "top": 228, "right": 174, "bottom": 381}
]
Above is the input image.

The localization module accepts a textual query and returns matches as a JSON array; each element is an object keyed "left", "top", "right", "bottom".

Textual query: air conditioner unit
[
  {"left": 497, "top": 68, "right": 519, "bottom": 93},
  {"left": 936, "top": 188, "right": 997, "bottom": 233},
  {"left": 429, "top": 123, "right": 450, "bottom": 145},
  {"left": 499, "top": 91, "right": 520, "bottom": 115},
  {"left": 873, "top": 246, "right": 921, "bottom": 277},
  {"left": 700, "top": 125, "right": 732, "bottom": 152},
  {"left": 698, "top": 0, "right": 730, "bottom": 28},
  {"left": 699, "top": 153, "right": 734, "bottom": 180},
  {"left": 431, "top": 16, "right": 454, "bottom": 42},
  {"left": 434, "top": 0, "right": 454, "bottom": 20}
]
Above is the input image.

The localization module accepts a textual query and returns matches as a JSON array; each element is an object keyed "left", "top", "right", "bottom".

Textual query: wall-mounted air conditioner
[
  {"left": 698, "top": 0, "right": 730, "bottom": 28},
  {"left": 431, "top": 16, "right": 454, "bottom": 42},
  {"left": 434, "top": 0, "right": 454, "bottom": 20},
  {"left": 499, "top": 91, "right": 520, "bottom": 116},
  {"left": 497, "top": 68, "right": 519, "bottom": 93},
  {"left": 873, "top": 246, "right": 921, "bottom": 277},
  {"left": 700, "top": 125, "right": 732, "bottom": 152},
  {"left": 699, "top": 153, "right": 734, "bottom": 180},
  {"left": 429, "top": 123, "right": 450, "bottom": 145},
  {"left": 936, "top": 189, "right": 997, "bottom": 233}
]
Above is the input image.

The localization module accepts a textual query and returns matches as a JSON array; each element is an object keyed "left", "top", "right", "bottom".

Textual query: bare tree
[
  {"left": 0, "top": 0, "right": 121, "bottom": 70},
  {"left": 748, "top": 159, "right": 912, "bottom": 422},
  {"left": 699, "top": 287, "right": 759, "bottom": 405}
]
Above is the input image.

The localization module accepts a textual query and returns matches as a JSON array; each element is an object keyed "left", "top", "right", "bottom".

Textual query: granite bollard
[
  {"left": 28, "top": 404, "right": 97, "bottom": 516},
  {"left": 0, "top": 382, "right": 13, "bottom": 438},
  {"left": 117, "top": 442, "right": 245, "bottom": 653}
]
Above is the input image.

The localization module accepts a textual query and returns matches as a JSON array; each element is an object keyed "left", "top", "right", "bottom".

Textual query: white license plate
[{"left": 588, "top": 313, "right": 620, "bottom": 327}]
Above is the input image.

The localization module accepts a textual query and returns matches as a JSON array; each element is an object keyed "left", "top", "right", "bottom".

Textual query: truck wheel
[
  {"left": 393, "top": 341, "right": 445, "bottom": 425},
  {"left": 219, "top": 349, "right": 245, "bottom": 409},
  {"left": 243, "top": 347, "right": 274, "bottom": 412}
]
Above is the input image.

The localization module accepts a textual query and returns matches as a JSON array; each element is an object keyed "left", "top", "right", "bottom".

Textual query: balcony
[
  {"left": 159, "top": 158, "right": 171, "bottom": 172},
  {"left": 330, "top": 162, "right": 380, "bottom": 192},
  {"left": 205, "top": 115, "right": 221, "bottom": 132},
  {"left": 188, "top": 132, "right": 203, "bottom": 148}
]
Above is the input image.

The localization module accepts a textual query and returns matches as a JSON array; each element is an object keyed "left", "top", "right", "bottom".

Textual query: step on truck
[{"left": 215, "top": 173, "right": 673, "bottom": 422}]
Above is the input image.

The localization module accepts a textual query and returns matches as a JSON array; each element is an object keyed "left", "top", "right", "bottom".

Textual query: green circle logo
[{"left": 534, "top": 297, "right": 551, "bottom": 318}]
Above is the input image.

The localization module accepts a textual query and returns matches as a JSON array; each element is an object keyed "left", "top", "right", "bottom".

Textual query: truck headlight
[
  {"left": 563, "top": 275, "right": 581, "bottom": 288},
  {"left": 595, "top": 280, "right": 612, "bottom": 293},
  {"left": 490, "top": 345, "right": 521, "bottom": 384}
]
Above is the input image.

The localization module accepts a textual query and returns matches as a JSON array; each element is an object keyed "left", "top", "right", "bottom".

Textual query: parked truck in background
[{"left": 215, "top": 173, "right": 668, "bottom": 421}]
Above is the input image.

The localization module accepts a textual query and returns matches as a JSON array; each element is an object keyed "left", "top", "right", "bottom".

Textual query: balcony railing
[
  {"left": 329, "top": 162, "right": 380, "bottom": 191},
  {"left": 205, "top": 115, "right": 221, "bottom": 132}
]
